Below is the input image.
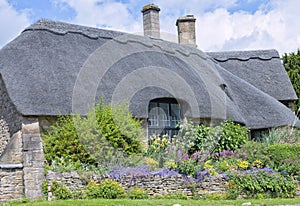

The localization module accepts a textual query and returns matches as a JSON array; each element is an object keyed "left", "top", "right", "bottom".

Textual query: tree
[{"left": 282, "top": 49, "right": 300, "bottom": 117}]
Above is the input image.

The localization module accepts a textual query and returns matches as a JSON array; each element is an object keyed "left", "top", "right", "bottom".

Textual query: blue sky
[{"left": 1, "top": 0, "right": 299, "bottom": 54}]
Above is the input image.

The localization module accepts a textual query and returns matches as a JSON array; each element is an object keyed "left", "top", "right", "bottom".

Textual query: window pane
[
  {"left": 170, "top": 103, "right": 180, "bottom": 127},
  {"left": 148, "top": 102, "right": 158, "bottom": 127},
  {"left": 158, "top": 103, "right": 170, "bottom": 127}
]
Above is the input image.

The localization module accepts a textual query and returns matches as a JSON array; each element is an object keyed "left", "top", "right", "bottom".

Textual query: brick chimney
[
  {"left": 176, "top": 15, "right": 197, "bottom": 48},
  {"left": 141, "top": 4, "right": 160, "bottom": 38}
]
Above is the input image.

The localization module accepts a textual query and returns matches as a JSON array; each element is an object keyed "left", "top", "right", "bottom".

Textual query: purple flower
[
  {"left": 177, "top": 150, "right": 182, "bottom": 158},
  {"left": 220, "top": 150, "right": 225, "bottom": 156},
  {"left": 284, "top": 158, "right": 291, "bottom": 163},
  {"left": 183, "top": 153, "right": 189, "bottom": 161},
  {"left": 171, "top": 145, "right": 176, "bottom": 150},
  {"left": 253, "top": 149, "right": 257, "bottom": 153},
  {"left": 192, "top": 152, "right": 200, "bottom": 159}
]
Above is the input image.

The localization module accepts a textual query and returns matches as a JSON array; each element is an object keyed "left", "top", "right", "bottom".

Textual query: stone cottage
[{"left": 0, "top": 4, "right": 299, "bottom": 201}]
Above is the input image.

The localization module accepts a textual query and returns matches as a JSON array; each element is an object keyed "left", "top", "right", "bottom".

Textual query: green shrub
[
  {"left": 50, "top": 181, "right": 72, "bottom": 200},
  {"left": 237, "top": 141, "right": 270, "bottom": 167},
  {"left": 42, "top": 115, "right": 94, "bottom": 167},
  {"left": 228, "top": 170, "right": 296, "bottom": 199},
  {"left": 128, "top": 188, "right": 148, "bottom": 199},
  {"left": 267, "top": 144, "right": 300, "bottom": 174},
  {"left": 176, "top": 119, "right": 248, "bottom": 156},
  {"left": 213, "top": 120, "right": 249, "bottom": 153},
  {"left": 94, "top": 101, "right": 143, "bottom": 155},
  {"left": 42, "top": 101, "right": 144, "bottom": 171},
  {"left": 85, "top": 180, "right": 126, "bottom": 199}
]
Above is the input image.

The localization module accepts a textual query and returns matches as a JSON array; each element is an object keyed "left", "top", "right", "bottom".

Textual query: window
[{"left": 148, "top": 98, "right": 181, "bottom": 138}]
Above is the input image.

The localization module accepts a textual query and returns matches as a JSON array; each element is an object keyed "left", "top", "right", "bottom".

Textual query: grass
[{"left": 5, "top": 198, "right": 300, "bottom": 206}]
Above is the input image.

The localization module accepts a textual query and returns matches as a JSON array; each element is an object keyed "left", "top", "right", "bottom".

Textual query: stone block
[{"left": 22, "top": 122, "right": 40, "bottom": 134}]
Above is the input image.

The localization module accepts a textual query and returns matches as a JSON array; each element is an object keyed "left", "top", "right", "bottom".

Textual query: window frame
[{"left": 148, "top": 98, "right": 181, "bottom": 139}]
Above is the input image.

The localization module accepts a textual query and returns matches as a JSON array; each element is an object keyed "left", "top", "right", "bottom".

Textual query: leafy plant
[
  {"left": 42, "top": 100, "right": 144, "bottom": 171},
  {"left": 50, "top": 181, "right": 72, "bottom": 200},
  {"left": 85, "top": 180, "right": 126, "bottom": 199},
  {"left": 42, "top": 115, "right": 94, "bottom": 167},
  {"left": 267, "top": 144, "right": 300, "bottom": 174},
  {"left": 145, "top": 135, "right": 171, "bottom": 167},
  {"left": 128, "top": 188, "right": 148, "bottom": 199},
  {"left": 228, "top": 169, "right": 296, "bottom": 199},
  {"left": 213, "top": 120, "right": 249, "bottom": 153},
  {"left": 41, "top": 181, "right": 48, "bottom": 198}
]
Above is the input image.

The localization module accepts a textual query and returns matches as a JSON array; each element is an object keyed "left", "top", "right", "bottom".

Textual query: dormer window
[{"left": 148, "top": 98, "right": 181, "bottom": 138}]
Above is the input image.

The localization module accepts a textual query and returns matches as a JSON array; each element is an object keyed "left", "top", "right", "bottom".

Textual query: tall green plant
[
  {"left": 94, "top": 101, "right": 143, "bottom": 155},
  {"left": 282, "top": 50, "right": 300, "bottom": 116},
  {"left": 42, "top": 101, "right": 144, "bottom": 170}
]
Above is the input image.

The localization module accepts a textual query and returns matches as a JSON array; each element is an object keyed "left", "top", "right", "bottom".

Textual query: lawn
[{"left": 5, "top": 198, "right": 300, "bottom": 206}]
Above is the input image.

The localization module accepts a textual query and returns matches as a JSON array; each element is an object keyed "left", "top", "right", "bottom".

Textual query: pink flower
[
  {"left": 171, "top": 145, "right": 176, "bottom": 150},
  {"left": 253, "top": 149, "right": 257, "bottom": 153}
]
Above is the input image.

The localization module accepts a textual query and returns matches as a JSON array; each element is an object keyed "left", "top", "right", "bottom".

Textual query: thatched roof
[
  {"left": 0, "top": 19, "right": 299, "bottom": 129},
  {"left": 207, "top": 50, "right": 298, "bottom": 101}
]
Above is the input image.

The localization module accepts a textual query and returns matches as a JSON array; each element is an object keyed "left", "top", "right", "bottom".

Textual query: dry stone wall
[
  {"left": 45, "top": 170, "right": 228, "bottom": 199},
  {"left": 0, "top": 165, "right": 24, "bottom": 202}
]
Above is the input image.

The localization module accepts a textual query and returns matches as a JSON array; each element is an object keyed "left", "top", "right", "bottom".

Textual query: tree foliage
[{"left": 282, "top": 49, "right": 300, "bottom": 116}]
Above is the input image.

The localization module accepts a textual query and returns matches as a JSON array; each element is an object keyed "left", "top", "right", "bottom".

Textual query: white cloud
[
  {"left": 0, "top": 0, "right": 30, "bottom": 48},
  {"left": 56, "top": 0, "right": 142, "bottom": 33},
  {"left": 196, "top": 0, "right": 300, "bottom": 54}
]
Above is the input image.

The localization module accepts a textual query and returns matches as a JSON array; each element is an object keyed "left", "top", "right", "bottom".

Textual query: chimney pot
[
  {"left": 176, "top": 15, "right": 197, "bottom": 48},
  {"left": 141, "top": 4, "right": 160, "bottom": 38}
]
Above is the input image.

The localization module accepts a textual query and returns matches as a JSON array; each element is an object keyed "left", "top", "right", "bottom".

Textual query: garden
[
  {"left": 39, "top": 101, "right": 300, "bottom": 201},
  {"left": 14, "top": 100, "right": 300, "bottom": 205}
]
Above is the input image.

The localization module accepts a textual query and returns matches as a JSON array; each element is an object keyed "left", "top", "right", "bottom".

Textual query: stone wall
[
  {"left": 45, "top": 170, "right": 227, "bottom": 199},
  {"left": 0, "top": 165, "right": 24, "bottom": 201}
]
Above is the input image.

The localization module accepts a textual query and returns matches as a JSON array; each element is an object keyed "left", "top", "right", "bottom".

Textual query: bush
[
  {"left": 228, "top": 169, "right": 296, "bottom": 199},
  {"left": 50, "top": 181, "right": 72, "bottom": 200},
  {"left": 42, "top": 115, "right": 94, "bottom": 167},
  {"left": 213, "top": 120, "right": 249, "bottom": 153},
  {"left": 85, "top": 180, "right": 126, "bottom": 199},
  {"left": 42, "top": 101, "right": 144, "bottom": 171},
  {"left": 267, "top": 144, "right": 300, "bottom": 174},
  {"left": 236, "top": 141, "right": 270, "bottom": 168},
  {"left": 94, "top": 101, "right": 143, "bottom": 155},
  {"left": 128, "top": 188, "right": 148, "bottom": 199},
  {"left": 177, "top": 119, "right": 249, "bottom": 155}
]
